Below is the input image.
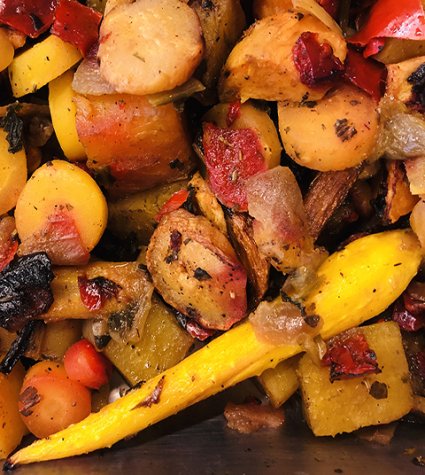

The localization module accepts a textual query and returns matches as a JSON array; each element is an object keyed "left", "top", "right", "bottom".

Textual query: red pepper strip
[
  {"left": 322, "top": 332, "right": 381, "bottom": 382},
  {"left": 0, "top": 239, "right": 18, "bottom": 273},
  {"left": 226, "top": 101, "right": 241, "bottom": 127},
  {"left": 51, "top": 0, "right": 102, "bottom": 57},
  {"left": 155, "top": 189, "right": 190, "bottom": 223},
  {"left": 202, "top": 123, "right": 267, "bottom": 211},
  {"left": 349, "top": 0, "right": 425, "bottom": 55},
  {"left": 78, "top": 275, "right": 120, "bottom": 311},
  {"left": 0, "top": 0, "right": 56, "bottom": 38},
  {"left": 317, "top": 0, "right": 339, "bottom": 19},
  {"left": 292, "top": 32, "right": 344, "bottom": 87},
  {"left": 343, "top": 48, "right": 387, "bottom": 101}
]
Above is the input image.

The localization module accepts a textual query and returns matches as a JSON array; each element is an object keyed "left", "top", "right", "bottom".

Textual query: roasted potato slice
[
  {"left": 98, "top": 0, "right": 203, "bottom": 95},
  {"left": 278, "top": 84, "right": 379, "bottom": 171},
  {"left": 191, "top": 0, "right": 245, "bottom": 101},
  {"left": 219, "top": 11, "right": 346, "bottom": 103},
  {"left": 146, "top": 209, "right": 247, "bottom": 330},
  {"left": 386, "top": 56, "right": 425, "bottom": 105}
]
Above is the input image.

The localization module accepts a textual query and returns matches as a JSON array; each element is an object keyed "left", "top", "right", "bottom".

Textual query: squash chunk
[
  {"left": 298, "top": 322, "right": 413, "bottom": 436},
  {"left": 0, "top": 362, "right": 26, "bottom": 459}
]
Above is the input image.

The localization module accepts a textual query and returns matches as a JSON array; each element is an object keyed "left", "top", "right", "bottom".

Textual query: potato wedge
[
  {"left": 147, "top": 209, "right": 247, "bottom": 330},
  {"left": 0, "top": 29, "right": 14, "bottom": 73},
  {"left": 74, "top": 93, "right": 194, "bottom": 196},
  {"left": 8, "top": 229, "right": 422, "bottom": 466},
  {"left": 219, "top": 11, "right": 346, "bottom": 102},
  {"left": 278, "top": 84, "right": 379, "bottom": 171},
  {"left": 8, "top": 35, "right": 81, "bottom": 98},
  {"left": 98, "top": 0, "right": 203, "bottom": 95},
  {"left": 298, "top": 322, "right": 413, "bottom": 436}
]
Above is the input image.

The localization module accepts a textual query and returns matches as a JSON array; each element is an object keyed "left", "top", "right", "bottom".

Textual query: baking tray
[{"left": 11, "top": 382, "right": 425, "bottom": 475}]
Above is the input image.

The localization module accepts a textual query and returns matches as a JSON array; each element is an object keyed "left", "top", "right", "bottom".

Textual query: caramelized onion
[
  {"left": 72, "top": 58, "right": 116, "bottom": 96},
  {"left": 292, "top": 0, "right": 343, "bottom": 36},
  {"left": 410, "top": 199, "right": 425, "bottom": 248}
]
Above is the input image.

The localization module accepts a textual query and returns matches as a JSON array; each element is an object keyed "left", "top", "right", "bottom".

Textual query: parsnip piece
[
  {"left": 219, "top": 11, "right": 346, "bottom": 103},
  {"left": 98, "top": 0, "right": 204, "bottom": 95},
  {"left": 298, "top": 322, "right": 413, "bottom": 436},
  {"left": 8, "top": 229, "right": 422, "bottom": 466},
  {"left": 278, "top": 84, "right": 379, "bottom": 171},
  {"left": 0, "top": 29, "right": 14, "bottom": 72},
  {"left": 8, "top": 35, "right": 81, "bottom": 98},
  {"left": 49, "top": 71, "right": 85, "bottom": 161},
  {"left": 0, "top": 129, "right": 27, "bottom": 215},
  {"left": 15, "top": 160, "right": 107, "bottom": 253},
  {"left": 0, "top": 362, "right": 26, "bottom": 459}
]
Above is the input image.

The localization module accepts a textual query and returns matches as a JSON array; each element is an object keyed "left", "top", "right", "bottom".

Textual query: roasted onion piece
[{"left": 146, "top": 209, "right": 247, "bottom": 331}]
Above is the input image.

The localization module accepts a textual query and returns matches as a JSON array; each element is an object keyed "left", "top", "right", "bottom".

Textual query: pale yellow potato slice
[{"left": 0, "top": 29, "right": 14, "bottom": 72}]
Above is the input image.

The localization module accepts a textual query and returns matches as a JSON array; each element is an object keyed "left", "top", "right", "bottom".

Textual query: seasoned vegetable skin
[
  {"left": 8, "top": 229, "right": 422, "bottom": 466},
  {"left": 98, "top": 0, "right": 203, "bottom": 95},
  {"left": 219, "top": 11, "right": 347, "bottom": 102},
  {"left": 278, "top": 84, "right": 379, "bottom": 171},
  {"left": 298, "top": 322, "right": 413, "bottom": 436},
  {"left": 74, "top": 94, "right": 194, "bottom": 196},
  {"left": 147, "top": 209, "right": 247, "bottom": 330},
  {"left": 191, "top": 0, "right": 245, "bottom": 101}
]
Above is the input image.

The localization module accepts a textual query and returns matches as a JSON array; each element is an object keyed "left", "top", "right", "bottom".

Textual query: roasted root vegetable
[
  {"left": 386, "top": 56, "right": 425, "bottom": 106},
  {"left": 0, "top": 361, "right": 26, "bottom": 459},
  {"left": 98, "top": 0, "right": 203, "bottom": 95},
  {"left": 39, "top": 320, "right": 82, "bottom": 361},
  {"left": 48, "top": 71, "right": 86, "bottom": 161},
  {"left": 146, "top": 209, "right": 247, "bottom": 331},
  {"left": 0, "top": 29, "right": 14, "bottom": 72},
  {"left": 0, "top": 128, "right": 27, "bottom": 215},
  {"left": 298, "top": 322, "right": 413, "bottom": 436},
  {"left": 74, "top": 93, "right": 194, "bottom": 196},
  {"left": 219, "top": 11, "right": 347, "bottom": 102},
  {"left": 7, "top": 229, "right": 422, "bottom": 466},
  {"left": 278, "top": 84, "right": 379, "bottom": 171},
  {"left": 100, "top": 297, "right": 193, "bottom": 385},
  {"left": 8, "top": 35, "right": 82, "bottom": 98},
  {"left": 15, "top": 160, "right": 107, "bottom": 264}
]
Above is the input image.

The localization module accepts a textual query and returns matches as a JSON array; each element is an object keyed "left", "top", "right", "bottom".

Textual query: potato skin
[
  {"left": 278, "top": 84, "right": 379, "bottom": 171},
  {"left": 219, "top": 12, "right": 347, "bottom": 103},
  {"left": 74, "top": 93, "right": 194, "bottom": 196},
  {"left": 146, "top": 209, "right": 247, "bottom": 330}
]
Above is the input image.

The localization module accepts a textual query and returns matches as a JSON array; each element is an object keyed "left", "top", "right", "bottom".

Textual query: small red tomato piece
[
  {"left": 64, "top": 339, "right": 112, "bottom": 389},
  {"left": 155, "top": 189, "right": 189, "bottom": 222}
]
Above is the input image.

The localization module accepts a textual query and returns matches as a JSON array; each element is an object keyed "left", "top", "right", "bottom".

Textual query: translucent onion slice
[{"left": 291, "top": 0, "right": 343, "bottom": 37}]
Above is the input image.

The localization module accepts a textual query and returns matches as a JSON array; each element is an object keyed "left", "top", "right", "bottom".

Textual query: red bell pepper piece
[
  {"left": 317, "top": 0, "right": 339, "bottom": 19},
  {"left": 78, "top": 275, "right": 120, "bottom": 311},
  {"left": 0, "top": 0, "right": 56, "bottom": 38},
  {"left": 226, "top": 101, "right": 241, "bottom": 127},
  {"left": 202, "top": 123, "right": 267, "bottom": 211},
  {"left": 292, "top": 32, "right": 344, "bottom": 87},
  {"left": 343, "top": 48, "right": 387, "bottom": 101},
  {"left": 349, "top": 0, "right": 425, "bottom": 57},
  {"left": 155, "top": 189, "right": 190, "bottom": 223},
  {"left": 51, "top": 0, "right": 102, "bottom": 57}
]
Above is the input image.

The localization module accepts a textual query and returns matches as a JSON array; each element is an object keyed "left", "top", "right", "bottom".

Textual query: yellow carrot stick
[{"left": 8, "top": 229, "right": 422, "bottom": 467}]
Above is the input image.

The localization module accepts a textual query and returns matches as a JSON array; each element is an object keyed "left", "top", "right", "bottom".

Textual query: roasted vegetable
[
  {"left": 100, "top": 297, "right": 193, "bottom": 385},
  {"left": 374, "top": 38, "right": 425, "bottom": 65},
  {"left": 0, "top": 29, "right": 14, "bottom": 73},
  {"left": 40, "top": 320, "right": 83, "bottom": 361},
  {"left": 7, "top": 229, "right": 422, "bottom": 466},
  {"left": 146, "top": 209, "right": 247, "bottom": 330},
  {"left": 98, "top": 0, "right": 203, "bottom": 95},
  {"left": 278, "top": 84, "right": 379, "bottom": 171},
  {"left": 298, "top": 322, "right": 413, "bottom": 436},
  {"left": 219, "top": 11, "right": 346, "bottom": 102}
]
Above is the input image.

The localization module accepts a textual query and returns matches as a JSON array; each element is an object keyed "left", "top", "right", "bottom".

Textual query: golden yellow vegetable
[
  {"left": 15, "top": 160, "right": 107, "bottom": 253},
  {"left": 219, "top": 11, "right": 346, "bottom": 103},
  {"left": 8, "top": 229, "right": 421, "bottom": 466},
  {"left": 298, "top": 322, "right": 412, "bottom": 436},
  {"left": 48, "top": 71, "right": 86, "bottom": 161},
  {"left": 40, "top": 320, "right": 83, "bottom": 361},
  {"left": 8, "top": 35, "right": 81, "bottom": 98},
  {"left": 0, "top": 362, "right": 27, "bottom": 459},
  {"left": 0, "top": 128, "right": 27, "bottom": 215},
  {"left": 278, "top": 84, "right": 379, "bottom": 171},
  {"left": 0, "top": 29, "right": 14, "bottom": 73}
]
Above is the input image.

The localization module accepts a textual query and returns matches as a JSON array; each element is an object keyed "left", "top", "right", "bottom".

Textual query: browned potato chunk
[
  {"left": 74, "top": 93, "right": 194, "bottom": 196},
  {"left": 278, "top": 84, "right": 379, "bottom": 171},
  {"left": 146, "top": 209, "right": 247, "bottom": 330},
  {"left": 203, "top": 101, "right": 282, "bottom": 169},
  {"left": 219, "top": 11, "right": 346, "bottom": 103},
  {"left": 298, "top": 322, "right": 413, "bottom": 436},
  {"left": 386, "top": 56, "right": 425, "bottom": 105},
  {"left": 191, "top": 0, "right": 245, "bottom": 101},
  {"left": 98, "top": 0, "right": 203, "bottom": 95}
]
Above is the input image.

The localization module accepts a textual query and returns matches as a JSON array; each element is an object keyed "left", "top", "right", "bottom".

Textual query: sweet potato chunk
[
  {"left": 298, "top": 322, "right": 413, "bottom": 436},
  {"left": 74, "top": 93, "right": 194, "bottom": 196},
  {"left": 146, "top": 209, "right": 247, "bottom": 330}
]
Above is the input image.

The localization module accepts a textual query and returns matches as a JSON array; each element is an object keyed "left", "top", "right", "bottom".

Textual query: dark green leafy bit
[
  {"left": 0, "top": 253, "right": 54, "bottom": 332},
  {"left": 0, "top": 105, "right": 24, "bottom": 153}
]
